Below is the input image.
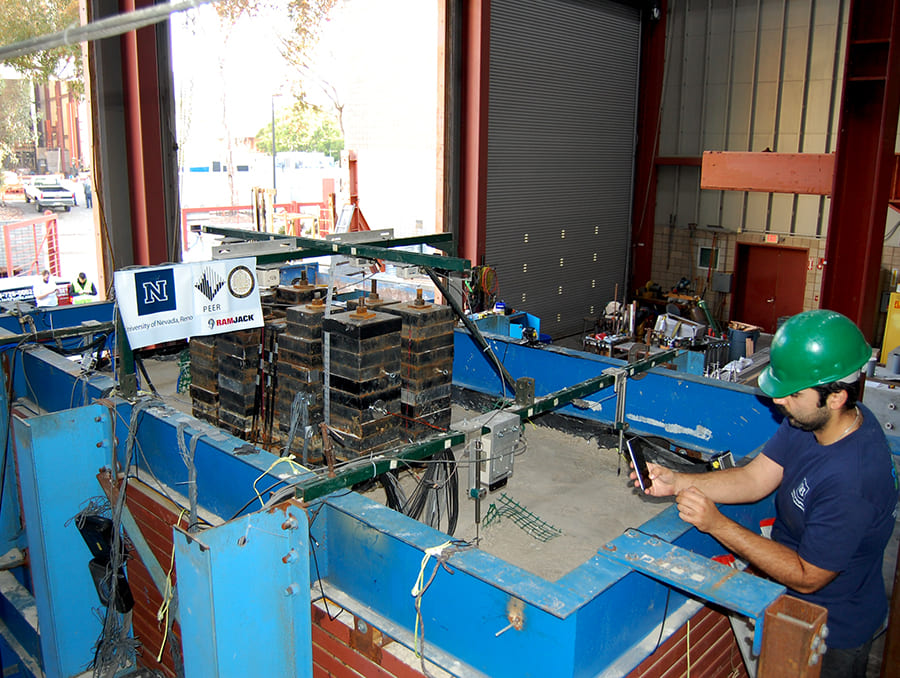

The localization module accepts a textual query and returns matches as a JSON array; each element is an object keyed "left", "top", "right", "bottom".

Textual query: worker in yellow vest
[{"left": 69, "top": 272, "right": 97, "bottom": 304}]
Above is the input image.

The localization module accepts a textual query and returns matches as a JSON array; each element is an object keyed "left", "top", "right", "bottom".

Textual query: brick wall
[
  {"left": 627, "top": 606, "right": 750, "bottom": 678},
  {"left": 651, "top": 227, "right": 900, "bottom": 340},
  {"left": 119, "top": 476, "right": 432, "bottom": 678}
]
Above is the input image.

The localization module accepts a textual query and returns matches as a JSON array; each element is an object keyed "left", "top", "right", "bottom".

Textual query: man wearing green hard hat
[{"left": 633, "top": 309, "right": 898, "bottom": 678}]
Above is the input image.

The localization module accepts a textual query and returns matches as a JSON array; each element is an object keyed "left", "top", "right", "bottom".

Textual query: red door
[{"left": 732, "top": 244, "right": 809, "bottom": 333}]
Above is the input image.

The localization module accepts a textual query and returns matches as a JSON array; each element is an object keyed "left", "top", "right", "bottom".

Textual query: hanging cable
[{"left": 0, "top": 0, "right": 220, "bottom": 62}]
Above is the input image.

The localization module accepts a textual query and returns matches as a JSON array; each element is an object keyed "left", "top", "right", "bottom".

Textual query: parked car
[{"left": 23, "top": 177, "right": 76, "bottom": 212}]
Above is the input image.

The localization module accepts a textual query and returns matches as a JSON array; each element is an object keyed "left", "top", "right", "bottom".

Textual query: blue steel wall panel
[
  {"left": 13, "top": 404, "right": 113, "bottom": 678},
  {"left": 453, "top": 328, "right": 780, "bottom": 459}
]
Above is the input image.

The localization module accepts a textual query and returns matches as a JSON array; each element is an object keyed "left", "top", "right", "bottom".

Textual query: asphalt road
[{"left": 0, "top": 191, "right": 100, "bottom": 292}]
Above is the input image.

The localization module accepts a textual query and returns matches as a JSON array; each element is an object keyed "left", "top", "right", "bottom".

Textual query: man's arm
[
  {"left": 676, "top": 486, "right": 837, "bottom": 593},
  {"left": 636, "top": 452, "right": 783, "bottom": 504},
  {"left": 34, "top": 284, "right": 54, "bottom": 301}
]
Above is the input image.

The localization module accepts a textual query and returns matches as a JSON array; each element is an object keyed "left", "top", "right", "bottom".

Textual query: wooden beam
[{"left": 700, "top": 151, "right": 835, "bottom": 195}]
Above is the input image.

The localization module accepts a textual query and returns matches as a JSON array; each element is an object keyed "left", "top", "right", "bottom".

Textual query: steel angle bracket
[
  {"left": 510, "top": 349, "right": 679, "bottom": 421},
  {"left": 295, "top": 432, "right": 467, "bottom": 502},
  {"left": 199, "top": 225, "right": 469, "bottom": 272},
  {"left": 601, "top": 529, "right": 785, "bottom": 656}
]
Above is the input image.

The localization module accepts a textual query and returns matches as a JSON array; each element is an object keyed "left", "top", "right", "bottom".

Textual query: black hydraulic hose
[{"left": 423, "top": 267, "right": 516, "bottom": 393}]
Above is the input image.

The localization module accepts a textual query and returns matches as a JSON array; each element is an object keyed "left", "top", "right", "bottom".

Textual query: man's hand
[
  {"left": 675, "top": 486, "right": 726, "bottom": 533},
  {"left": 631, "top": 462, "right": 677, "bottom": 497}
]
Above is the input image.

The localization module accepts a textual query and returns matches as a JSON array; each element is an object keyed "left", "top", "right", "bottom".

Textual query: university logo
[
  {"left": 791, "top": 477, "right": 810, "bottom": 512},
  {"left": 195, "top": 266, "right": 225, "bottom": 302},
  {"left": 135, "top": 268, "right": 177, "bottom": 316}
]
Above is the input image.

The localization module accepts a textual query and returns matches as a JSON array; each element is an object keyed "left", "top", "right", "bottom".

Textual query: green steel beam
[
  {"left": 510, "top": 349, "right": 679, "bottom": 420},
  {"left": 295, "top": 432, "right": 468, "bottom": 502},
  {"left": 198, "top": 226, "right": 469, "bottom": 271},
  {"left": 2, "top": 321, "right": 115, "bottom": 346}
]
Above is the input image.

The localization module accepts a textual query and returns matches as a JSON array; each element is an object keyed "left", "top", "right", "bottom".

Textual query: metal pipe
[{"left": 271, "top": 95, "right": 277, "bottom": 194}]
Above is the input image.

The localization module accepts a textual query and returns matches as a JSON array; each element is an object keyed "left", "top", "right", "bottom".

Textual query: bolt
[
  {"left": 96, "top": 441, "right": 103, "bottom": 448},
  {"left": 603, "top": 544, "right": 617, "bottom": 552},
  {"left": 285, "top": 582, "right": 301, "bottom": 596},
  {"left": 94, "top": 416, "right": 102, "bottom": 422},
  {"left": 357, "top": 620, "right": 368, "bottom": 634},
  {"left": 282, "top": 516, "right": 299, "bottom": 530},
  {"left": 282, "top": 548, "right": 298, "bottom": 564}
]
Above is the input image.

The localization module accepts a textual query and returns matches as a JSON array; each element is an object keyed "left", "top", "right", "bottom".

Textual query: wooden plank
[{"left": 700, "top": 151, "right": 835, "bottom": 195}]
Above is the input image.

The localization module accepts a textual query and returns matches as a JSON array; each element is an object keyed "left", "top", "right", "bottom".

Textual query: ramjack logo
[
  {"left": 195, "top": 266, "right": 225, "bottom": 302},
  {"left": 134, "top": 268, "right": 177, "bottom": 316}
]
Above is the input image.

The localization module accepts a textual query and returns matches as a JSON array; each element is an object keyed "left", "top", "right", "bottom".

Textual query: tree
[
  {"left": 0, "top": 80, "right": 37, "bottom": 169},
  {"left": 0, "top": 0, "right": 82, "bottom": 84},
  {"left": 255, "top": 101, "right": 343, "bottom": 161},
  {"left": 214, "top": 0, "right": 342, "bottom": 126}
]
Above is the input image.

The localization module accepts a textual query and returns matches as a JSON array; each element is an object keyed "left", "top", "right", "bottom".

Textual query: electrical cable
[{"left": 91, "top": 399, "right": 154, "bottom": 678}]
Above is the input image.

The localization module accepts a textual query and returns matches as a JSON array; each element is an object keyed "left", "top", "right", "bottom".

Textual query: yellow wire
[
  {"left": 157, "top": 509, "right": 187, "bottom": 662},
  {"left": 686, "top": 619, "right": 691, "bottom": 678},
  {"left": 253, "top": 457, "right": 305, "bottom": 508}
]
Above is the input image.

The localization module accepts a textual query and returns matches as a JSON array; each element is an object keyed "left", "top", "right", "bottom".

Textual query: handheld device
[{"left": 627, "top": 439, "right": 652, "bottom": 491}]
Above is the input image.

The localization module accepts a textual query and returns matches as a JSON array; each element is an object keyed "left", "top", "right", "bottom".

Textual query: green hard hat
[{"left": 757, "top": 310, "right": 871, "bottom": 398}]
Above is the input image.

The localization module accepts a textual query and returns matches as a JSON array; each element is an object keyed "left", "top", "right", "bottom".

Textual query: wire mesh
[{"left": 483, "top": 493, "right": 562, "bottom": 543}]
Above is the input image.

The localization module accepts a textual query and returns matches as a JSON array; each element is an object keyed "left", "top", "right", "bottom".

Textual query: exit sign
[{"left": 765, "top": 234, "right": 778, "bottom": 243}]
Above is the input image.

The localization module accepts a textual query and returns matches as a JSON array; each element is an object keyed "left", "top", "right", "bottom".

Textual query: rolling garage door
[{"left": 486, "top": 0, "right": 641, "bottom": 339}]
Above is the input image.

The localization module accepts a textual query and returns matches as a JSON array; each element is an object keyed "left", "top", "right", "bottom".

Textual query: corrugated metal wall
[
  {"left": 486, "top": 0, "right": 641, "bottom": 339},
  {"left": 656, "top": 0, "right": 850, "bottom": 237}
]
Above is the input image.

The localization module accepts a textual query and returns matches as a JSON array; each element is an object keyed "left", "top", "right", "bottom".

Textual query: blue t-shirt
[{"left": 763, "top": 404, "right": 899, "bottom": 648}]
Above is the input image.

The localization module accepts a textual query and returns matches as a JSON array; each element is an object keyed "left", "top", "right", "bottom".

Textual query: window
[{"left": 697, "top": 245, "right": 720, "bottom": 270}]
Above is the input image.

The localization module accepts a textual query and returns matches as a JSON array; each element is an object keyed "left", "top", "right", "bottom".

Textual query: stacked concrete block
[
  {"left": 384, "top": 292, "right": 454, "bottom": 439},
  {"left": 216, "top": 328, "right": 262, "bottom": 438},
  {"left": 275, "top": 271, "right": 327, "bottom": 307},
  {"left": 324, "top": 303, "right": 402, "bottom": 456},
  {"left": 274, "top": 297, "right": 326, "bottom": 458},
  {"left": 189, "top": 335, "right": 218, "bottom": 424}
]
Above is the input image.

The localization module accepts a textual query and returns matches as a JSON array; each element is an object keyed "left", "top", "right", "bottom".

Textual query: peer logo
[
  {"left": 134, "top": 268, "right": 177, "bottom": 316},
  {"left": 195, "top": 266, "right": 225, "bottom": 302}
]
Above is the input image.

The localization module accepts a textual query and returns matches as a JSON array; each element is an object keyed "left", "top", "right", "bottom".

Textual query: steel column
[
  {"left": 631, "top": 1, "right": 668, "bottom": 291},
  {"left": 821, "top": 0, "right": 900, "bottom": 340},
  {"left": 457, "top": 0, "right": 490, "bottom": 266},
  {"left": 120, "top": 0, "right": 170, "bottom": 266}
]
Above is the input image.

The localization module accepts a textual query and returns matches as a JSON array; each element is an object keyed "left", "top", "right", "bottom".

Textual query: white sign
[{"left": 114, "top": 258, "right": 263, "bottom": 349}]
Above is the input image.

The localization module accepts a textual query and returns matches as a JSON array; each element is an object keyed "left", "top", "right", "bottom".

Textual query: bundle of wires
[
  {"left": 464, "top": 265, "right": 500, "bottom": 314},
  {"left": 379, "top": 448, "right": 459, "bottom": 536}
]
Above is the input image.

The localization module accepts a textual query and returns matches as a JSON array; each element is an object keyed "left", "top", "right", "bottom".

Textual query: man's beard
[{"left": 777, "top": 404, "right": 829, "bottom": 433}]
